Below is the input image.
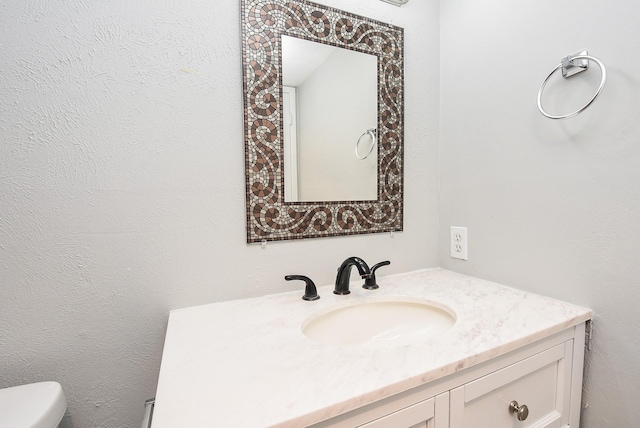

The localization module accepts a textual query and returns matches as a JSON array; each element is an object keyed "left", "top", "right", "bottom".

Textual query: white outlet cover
[{"left": 450, "top": 226, "right": 468, "bottom": 260}]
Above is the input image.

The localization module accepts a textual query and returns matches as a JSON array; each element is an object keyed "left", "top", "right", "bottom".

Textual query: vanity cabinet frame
[{"left": 310, "top": 323, "right": 586, "bottom": 428}]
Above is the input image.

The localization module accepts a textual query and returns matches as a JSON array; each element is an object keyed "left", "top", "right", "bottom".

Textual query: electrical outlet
[{"left": 450, "top": 226, "right": 468, "bottom": 260}]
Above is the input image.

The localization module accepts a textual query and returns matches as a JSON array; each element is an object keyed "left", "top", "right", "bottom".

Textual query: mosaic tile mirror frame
[{"left": 241, "top": 0, "right": 404, "bottom": 243}]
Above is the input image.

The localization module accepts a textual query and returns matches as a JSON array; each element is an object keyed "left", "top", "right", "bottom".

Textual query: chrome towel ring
[
  {"left": 355, "top": 128, "right": 377, "bottom": 160},
  {"left": 537, "top": 51, "right": 607, "bottom": 120}
]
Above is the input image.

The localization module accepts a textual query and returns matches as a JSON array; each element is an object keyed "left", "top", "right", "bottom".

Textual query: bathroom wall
[
  {"left": 0, "top": 0, "right": 439, "bottom": 426},
  {"left": 439, "top": 0, "right": 640, "bottom": 426}
]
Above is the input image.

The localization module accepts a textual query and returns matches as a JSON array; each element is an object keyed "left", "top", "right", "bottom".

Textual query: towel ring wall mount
[{"left": 537, "top": 50, "right": 607, "bottom": 120}]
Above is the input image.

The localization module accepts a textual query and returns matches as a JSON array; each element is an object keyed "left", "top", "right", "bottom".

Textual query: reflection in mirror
[
  {"left": 281, "top": 35, "right": 378, "bottom": 202},
  {"left": 241, "top": 0, "right": 404, "bottom": 242}
]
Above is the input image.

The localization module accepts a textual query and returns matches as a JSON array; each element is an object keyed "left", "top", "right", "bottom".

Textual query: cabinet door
[
  {"left": 358, "top": 393, "right": 449, "bottom": 428},
  {"left": 450, "top": 341, "right": 573, "bottom": 428}
]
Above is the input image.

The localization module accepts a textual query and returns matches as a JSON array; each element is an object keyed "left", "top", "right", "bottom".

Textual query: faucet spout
[{"left": 334, "top": 257, "right": 371, "bottom": 295}]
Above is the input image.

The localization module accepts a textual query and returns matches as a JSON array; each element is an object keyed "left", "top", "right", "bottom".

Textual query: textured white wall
[
  {"left": 0, "top": 0, "right": 439, "bottom": 426},
  {"left": 439, "top": 1, "right": 640, "bottom": 426}
]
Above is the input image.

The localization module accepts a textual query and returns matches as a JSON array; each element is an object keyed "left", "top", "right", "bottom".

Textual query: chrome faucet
[{"left": 334, "top": 257, "right": 371, "bottom": 295}]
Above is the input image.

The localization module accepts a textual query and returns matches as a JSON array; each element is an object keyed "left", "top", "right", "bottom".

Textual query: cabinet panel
[
  {"left": 356, "top": 392, "right": 449, "bottom": 428},
  {"left": 450, "top": 342, "right": 573, "bottom": 428},
  {"left": 358, "top": 397, "right": 433, "bottom": 428}
]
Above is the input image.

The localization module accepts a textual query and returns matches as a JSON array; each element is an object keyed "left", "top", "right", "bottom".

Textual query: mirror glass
[
  {"left": 241, "top": 0, "right": 404, "bottom": 243},
  {"left": 281, "top": 35, "right": 378, "bottom": 202}
]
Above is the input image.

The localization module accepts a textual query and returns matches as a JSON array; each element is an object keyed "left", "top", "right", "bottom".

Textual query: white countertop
[{"left": 151, "top": 268, "right": 591, "bottom": 427}]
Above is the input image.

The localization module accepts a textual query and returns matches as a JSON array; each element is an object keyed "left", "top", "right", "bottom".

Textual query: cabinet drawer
[
  {"left": 357, "top": 397, "right": 434, "bottom": 428},
  {"left": 450, "top": 341, "right": 573, "bottom": 428}
]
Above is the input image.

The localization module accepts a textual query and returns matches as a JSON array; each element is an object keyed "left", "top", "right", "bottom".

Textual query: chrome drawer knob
[{"left": 509, "top": 400, "right": 529, "bottom": 421}]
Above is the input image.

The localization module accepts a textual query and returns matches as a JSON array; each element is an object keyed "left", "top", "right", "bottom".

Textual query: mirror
[
  {"left": 281, "top": 35, "right": 378, "bottom": 202},
  {"left": 241, "top": 0, "right": 404, "bottom": 242}
]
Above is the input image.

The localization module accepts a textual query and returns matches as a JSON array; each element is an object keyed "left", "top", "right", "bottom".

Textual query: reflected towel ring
[
  {"left": 355, "top": 128, "right": 377, "bottom": 160},
  {"left": 537, "top": 53, "right": 607, "bottom": 120}
]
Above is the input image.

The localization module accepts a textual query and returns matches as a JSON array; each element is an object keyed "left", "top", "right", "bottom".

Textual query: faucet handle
[
  {"left": 285, "top": 275, "right": 320, "bottom": 301},
  {"left": 362, "top": 261, "right": 391, "bottom": 290}
]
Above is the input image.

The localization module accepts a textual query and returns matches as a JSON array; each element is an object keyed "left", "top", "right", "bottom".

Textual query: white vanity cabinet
[
  {"left": 151, "top": 269, "right": 592, "bottom": 428},
  {"left": 311, "top": 323, "right": 586, "bottom": 428}
]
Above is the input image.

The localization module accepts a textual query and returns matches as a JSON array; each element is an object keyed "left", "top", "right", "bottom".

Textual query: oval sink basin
[{"left": 302, "top": 298, "right": 456, "bottom": 348}]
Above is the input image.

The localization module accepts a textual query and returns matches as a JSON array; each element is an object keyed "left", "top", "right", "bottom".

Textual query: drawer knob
[{"left": 509, "top": 400, "right": 529, "bottom": 421}]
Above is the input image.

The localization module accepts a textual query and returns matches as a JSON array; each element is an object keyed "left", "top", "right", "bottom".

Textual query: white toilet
[{"left": 0, "top": 381, "right": 67, "bottom": 428}]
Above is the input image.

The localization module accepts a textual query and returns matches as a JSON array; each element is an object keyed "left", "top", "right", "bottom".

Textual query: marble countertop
[{"left": 151, "top": 268, "right": 591, "bottom": 427}]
